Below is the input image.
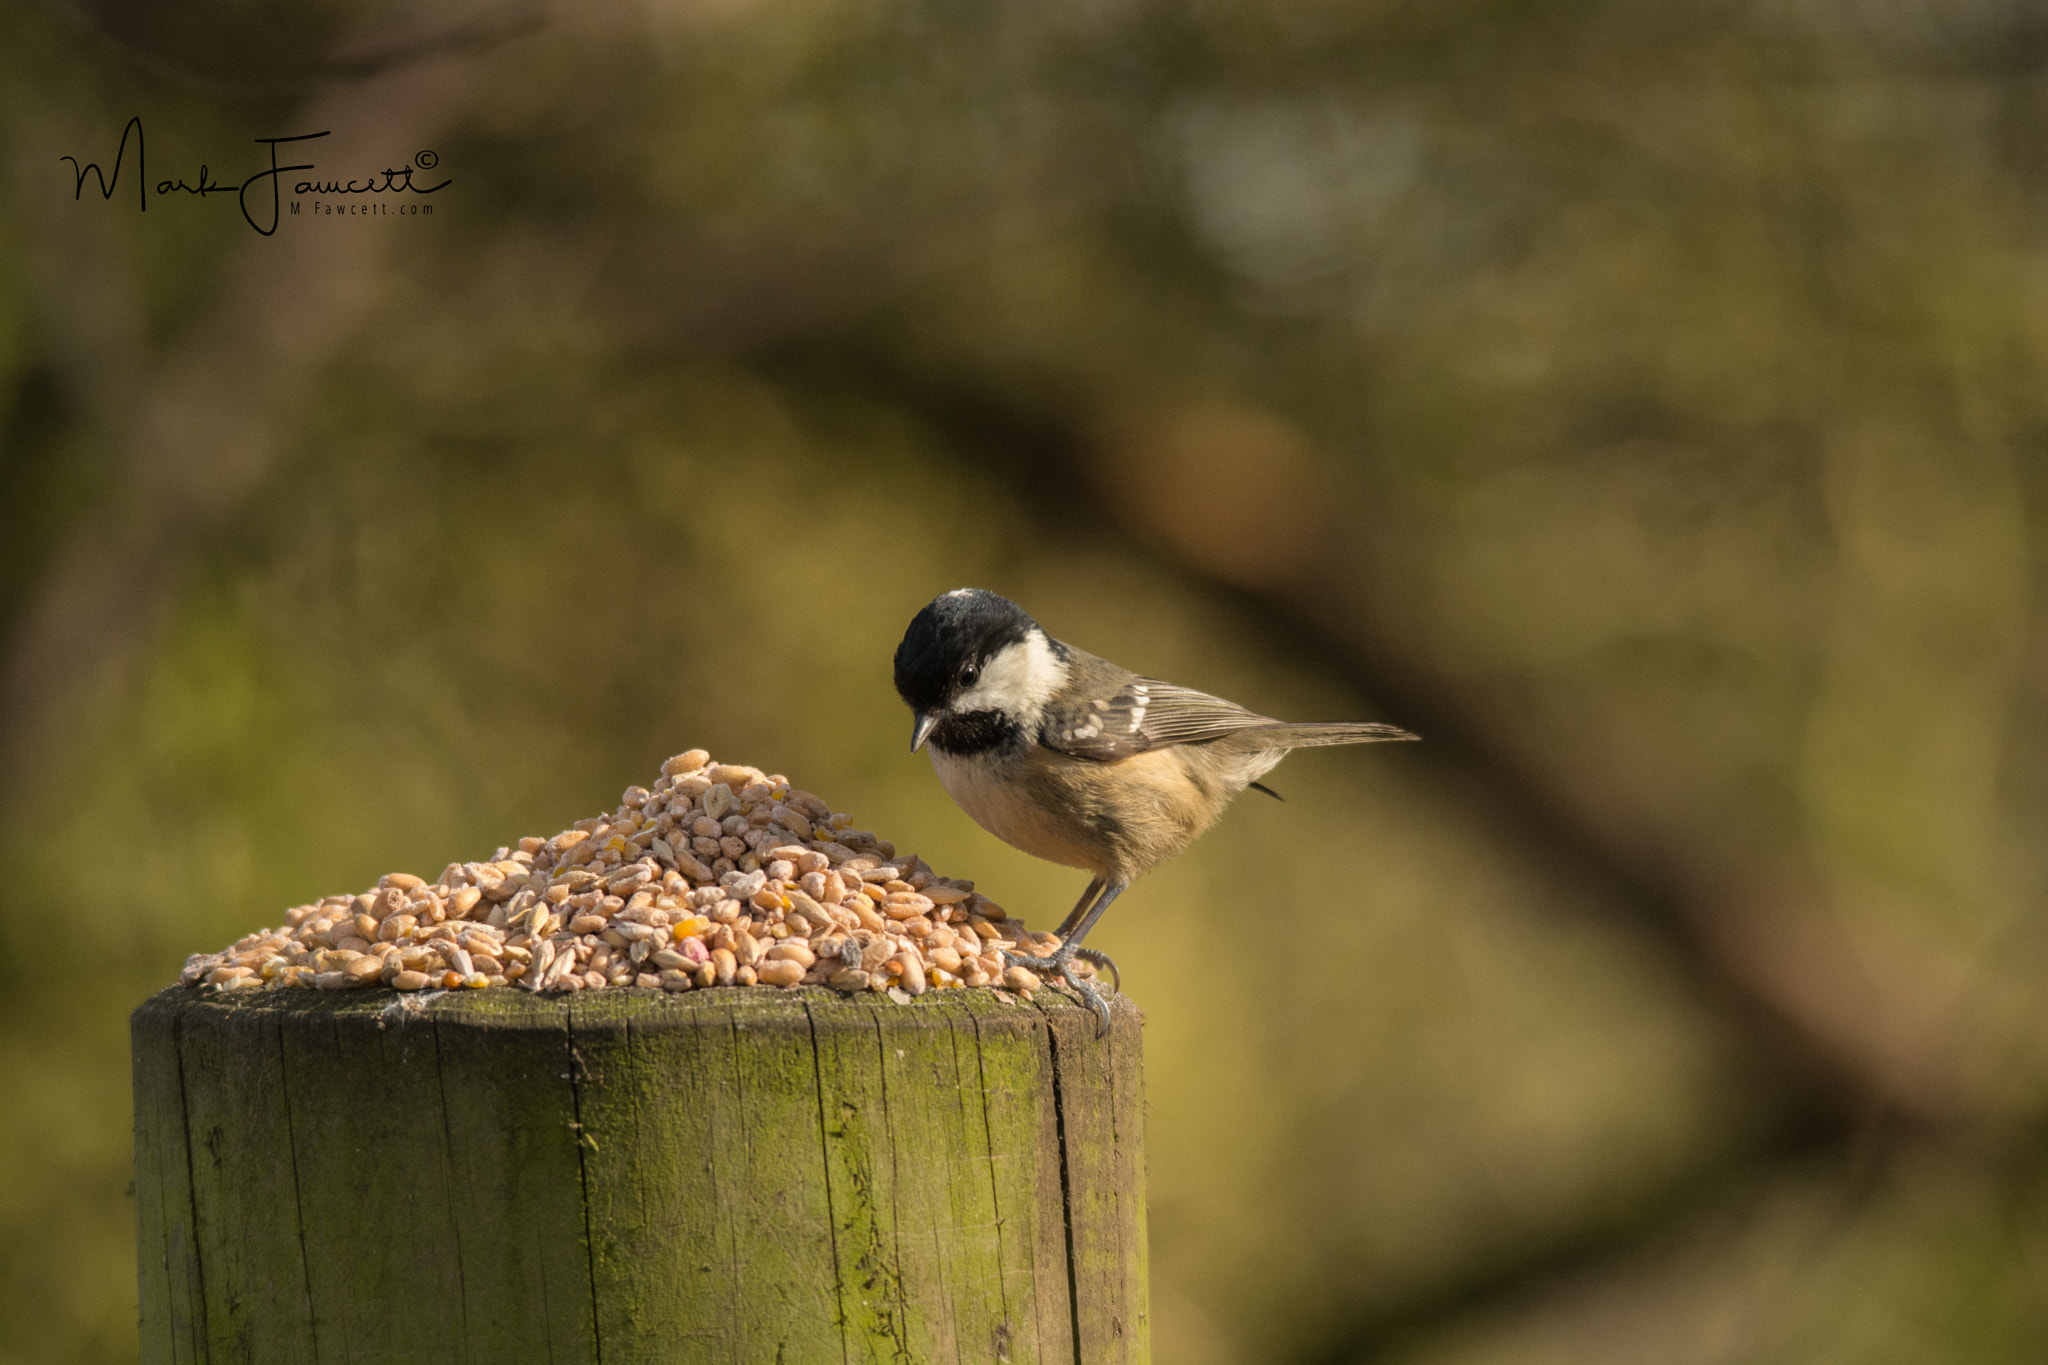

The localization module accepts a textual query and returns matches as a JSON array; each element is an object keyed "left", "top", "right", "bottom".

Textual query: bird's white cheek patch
[{"left": 954, "top": 630, "right": 1067, "bottom": 721}]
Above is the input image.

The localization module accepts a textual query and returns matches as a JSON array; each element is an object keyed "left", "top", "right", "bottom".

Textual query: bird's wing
[{"left": 1041, "top": 678, "right": 1278, "bottom": 762}]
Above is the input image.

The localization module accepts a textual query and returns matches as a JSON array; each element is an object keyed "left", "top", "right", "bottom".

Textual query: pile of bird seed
[{"left": 179, "top": 749, "right": 1076, "bottom": 1003}]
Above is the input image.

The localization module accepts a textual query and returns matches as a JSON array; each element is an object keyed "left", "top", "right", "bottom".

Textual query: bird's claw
[
  {"left": 1001, "top": 944, "right": 1117, "bottom": 1038},
  {"left": 1067, "top": 972, "right": 1113, "bottom": 1038},
  {"left": 1074, "top": 947, "right": 1121, "bottom": 998}
]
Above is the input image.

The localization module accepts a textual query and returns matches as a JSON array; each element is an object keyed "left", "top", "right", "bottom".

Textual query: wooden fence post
[{"left": 132, "top": 985, "right": 1146, "bottom": 1363}]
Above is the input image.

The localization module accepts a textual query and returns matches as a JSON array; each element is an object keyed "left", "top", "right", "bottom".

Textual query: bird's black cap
[{"left": 893, "top": 588, "right": 1037, "bottom": 715}]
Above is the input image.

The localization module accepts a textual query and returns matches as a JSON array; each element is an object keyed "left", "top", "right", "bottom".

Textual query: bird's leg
[
  {"left": 1047, "top": 876, "right": 1122, "bottom": 996},
  {"left": 1005, "top": 879, "right": 1127, "bottom": 1037},
  {"left": 1054, "top": 877, "right": 1106, "bottom": 938},
  {"left": 1007, "top": 877, "right": 1103, "bottom": 974},
  {"left": 1044, "top": 877, "right": 1123, "bottom": 997}
]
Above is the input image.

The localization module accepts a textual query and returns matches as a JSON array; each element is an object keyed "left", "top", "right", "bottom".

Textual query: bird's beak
[{"left": 910, "top": 711, "right": 941, "bottom": 753}]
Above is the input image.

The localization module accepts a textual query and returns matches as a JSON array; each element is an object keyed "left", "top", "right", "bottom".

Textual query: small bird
[{"left": 893, "top": 588, "right": 1416, "bottom": 1034}]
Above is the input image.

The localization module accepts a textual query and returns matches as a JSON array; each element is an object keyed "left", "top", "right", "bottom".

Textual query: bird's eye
[{"left": 960, "top": 662, "right": 980, "bottom": 687}]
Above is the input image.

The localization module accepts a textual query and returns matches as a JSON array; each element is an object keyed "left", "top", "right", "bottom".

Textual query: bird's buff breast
[{"left": 927, "top": 748, "right": 1107, "bottom": 874}]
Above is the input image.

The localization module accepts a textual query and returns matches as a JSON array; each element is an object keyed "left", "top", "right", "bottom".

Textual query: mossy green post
[{"left": 131, "top": 986, "right": 1147, "bottom": 1364}]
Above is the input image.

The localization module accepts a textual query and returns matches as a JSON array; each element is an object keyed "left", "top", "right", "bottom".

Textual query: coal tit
[{"left": 893, "top": 588, "right": 1416, "bottom": 1034}]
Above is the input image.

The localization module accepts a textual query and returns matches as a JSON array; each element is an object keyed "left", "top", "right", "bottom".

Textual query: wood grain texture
[
  {"left": 131, "top": 995, "right": 207, "bottom": 1365},
  {"left": 133, "top": 986, "right": 1146, "bottom": 1364}
]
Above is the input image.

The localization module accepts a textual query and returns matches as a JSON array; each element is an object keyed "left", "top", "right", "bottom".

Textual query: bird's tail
[{"left": 1235, "top": 721, "right": 1418, "bottom": 749}]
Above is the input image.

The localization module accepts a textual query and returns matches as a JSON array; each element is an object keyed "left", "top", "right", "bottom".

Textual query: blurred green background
[{"left": 5, "top": 0, "right": 2048, "bottom": 1359}]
